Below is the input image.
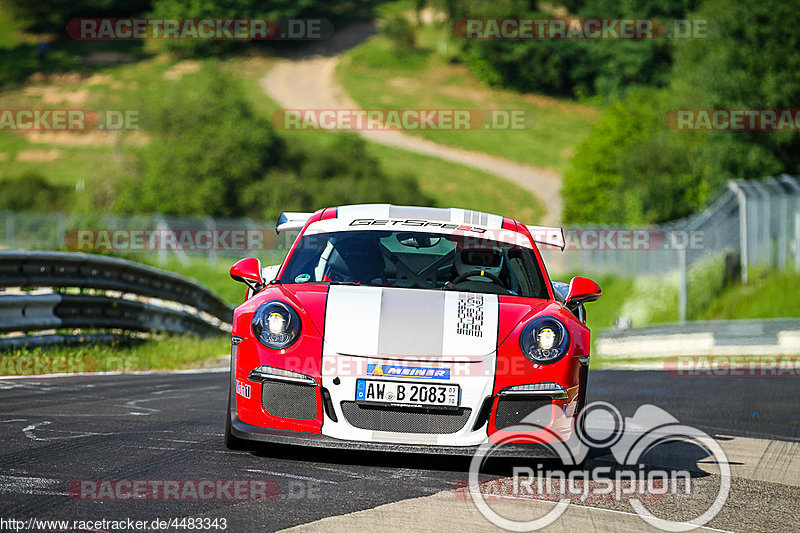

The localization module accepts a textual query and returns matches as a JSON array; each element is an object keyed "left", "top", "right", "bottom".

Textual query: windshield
[{"left": 280, "top": 230, "right": 548, "bottom": 298}]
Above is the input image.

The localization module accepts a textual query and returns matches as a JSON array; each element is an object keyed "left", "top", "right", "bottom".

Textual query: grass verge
[
  {"left": 0, "top": 334, "right": 229, "bottom": 375},
  {"left": 336, "top": 30, "right": 598, "bottom": 174}
]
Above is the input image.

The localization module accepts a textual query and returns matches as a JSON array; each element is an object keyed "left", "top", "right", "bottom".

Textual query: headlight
[
  {"left": 252, "top": 301, "right": 301, "bottom": 349},
  {"left": 519, "top": 317, "right": 570, "bottom": 364}
]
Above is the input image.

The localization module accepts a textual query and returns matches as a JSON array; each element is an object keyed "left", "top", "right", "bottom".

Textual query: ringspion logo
[{"left": 467, "top": 402, "right": 730, "bottom": 531}]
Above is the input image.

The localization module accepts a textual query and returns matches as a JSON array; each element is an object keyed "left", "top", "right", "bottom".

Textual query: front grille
[
  {"left": 261, "top": 381, "right": 317, "bottom": 420},
  {"left": 494, "top": 398, "right": 552, "bottom": 430},
  {"left": 341, "top": 402, "right": 471, "bottom": 434}
]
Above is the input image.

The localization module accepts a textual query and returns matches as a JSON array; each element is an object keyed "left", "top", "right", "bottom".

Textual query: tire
[
  {"left": 224, "top": 392, "right": 249, "bottom": 450},
  {"left": 572, "top": 364, "right": 590, "bottom": 469}
]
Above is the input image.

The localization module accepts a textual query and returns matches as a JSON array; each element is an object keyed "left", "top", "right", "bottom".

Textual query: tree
[
  {"left": 116, "top": 62, "right": 285, "bottom": 217},
  {"left": 669, "top": 0, "right": 800, "bottom": 183}
]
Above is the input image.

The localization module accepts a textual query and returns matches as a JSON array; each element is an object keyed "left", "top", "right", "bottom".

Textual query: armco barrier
[
  {"left": 0, "top": 250, "right": 232, "bottom": 348},
  {"left": 596, "top": 318, "right": 800, "bottom": 358}
]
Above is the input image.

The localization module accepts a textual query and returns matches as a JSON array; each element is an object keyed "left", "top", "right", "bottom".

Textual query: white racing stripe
[
  {"left": 323, "top": 286, "right": 498, "bottom": 358},
  {"left": 320, "top": 286, "right": 499, "bottom": 446}
]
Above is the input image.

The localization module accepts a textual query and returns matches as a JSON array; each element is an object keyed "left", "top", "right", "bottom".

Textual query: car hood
[{"left": 289, "top": 285, "right": 541, "bottom": 360}]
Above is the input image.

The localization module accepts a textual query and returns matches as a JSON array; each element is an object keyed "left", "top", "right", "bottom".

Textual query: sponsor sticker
[
  {"left": 294, "top": 273, "right": 311, "bottom": 283},
  {"left": 235, "top": 379, "right": 251, "bottom": 399},
  {"left": 367, "top": 363, "right": 450, "bottom": 380}
]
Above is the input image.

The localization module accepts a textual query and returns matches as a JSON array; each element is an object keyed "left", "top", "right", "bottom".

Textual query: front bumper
[{"left": 230, "top": 415, "right": 560, "bottom": 458}]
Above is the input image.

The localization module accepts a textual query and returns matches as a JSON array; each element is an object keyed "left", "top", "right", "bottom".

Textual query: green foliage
[
  {"left": 0, "top": 171, "right": 71, "bottom": 212},
  {"left": 686, "top": 252, "right": 727, "bottom": 320},
  {"left": 565, "top": 0, "right": 800, "bottom": 224},
  {"left": 562, "top": 88, "right": 703, "bottom": 224},
  {"left": 239, "top": 135, "right": 428, "bottom": 220},
  {"left": 116, "top": 63, "right": 285, "bottom": 217},
  {"left": 379, "top": 13, "right": 417, "bottom": 51},
  {"left": 455, "top": 0, "right": 698, "bottom": 98},
  {"left": 148, "top": 0, "right": 384, "bottom": 56},
  {"left": 116, "top": 63, "right": 429, "bottom": 220},
  {"left": 669, "top": 0, "right": 800, "bottom": 183},
  {"left": 5, "top": 0, "right": 152, "bottom": 34},
  {"left": 699, "top": 267, "right": 800, "bottom": 320}
]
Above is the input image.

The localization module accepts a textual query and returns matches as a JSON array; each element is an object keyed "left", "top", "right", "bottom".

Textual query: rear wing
[
  {"left": 526, "top": 225, "right": 566, "bottom": 250},
  {"left": 276, "top": 212, "right": 313, "bottom": 232},
  {"left": 276, "top": 211, "right": 566, "bottom": 250}
]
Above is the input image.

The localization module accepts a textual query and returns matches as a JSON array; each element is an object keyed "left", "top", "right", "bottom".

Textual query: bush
[
  {"left": 455, "top": 0, "right": 698, "bottom": 98},
  {"left": 669, "top": 0, "right": 800, "bottom": 183},
  {"left": 379, "top": 14, "right": 417, "bottom": 51},
  {"left": 241, "top": 135, "right": 428, "bottom": 221},
  {"left": 115, "top": 62, "right": 285, "bottom": 217},
  {"left": 0, "top": 171, "right": 71, "bottom": 212}
]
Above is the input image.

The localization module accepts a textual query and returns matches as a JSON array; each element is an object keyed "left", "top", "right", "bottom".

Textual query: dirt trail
[{"left": 261, "top": 25, "right": 563, "bottom": 225}]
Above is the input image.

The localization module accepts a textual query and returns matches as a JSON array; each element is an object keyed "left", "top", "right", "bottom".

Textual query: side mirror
[
  {"left": 230, "top": 257, "right": 264, "bottom": 292},
  {"left": 566, "top": 276, "right": 601, "bottom": 309}
]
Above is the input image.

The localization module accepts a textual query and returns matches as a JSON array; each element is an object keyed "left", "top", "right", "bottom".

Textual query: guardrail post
[
  {"left": 795, "top": 211, "right": 800, "bottom": 273},
  {"left": 156, "top": 217, "right": 168, "bottom": 266},
  {"left": 728, "top": 180, "right": 748, "bottom": 284},
  {"left": 678, "top": 240, "right": 687, "bottom": 323}
]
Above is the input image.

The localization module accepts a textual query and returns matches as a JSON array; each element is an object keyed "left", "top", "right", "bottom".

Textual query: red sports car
[{"left": 225, "top": 205, "right": 601, "bottom": 456}]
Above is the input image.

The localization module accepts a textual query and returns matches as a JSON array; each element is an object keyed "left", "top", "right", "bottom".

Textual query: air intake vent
[
  {"left": 261, "top": 381, "right": 317, "bottom": 420},
  {"left": 341, "top": 402, "right": 471, "bottom": 434}
]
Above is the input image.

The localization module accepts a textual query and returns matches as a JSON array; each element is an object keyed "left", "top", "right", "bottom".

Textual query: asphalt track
[{"left": 0, "top": 369, "right": 797, "bottom": 532}]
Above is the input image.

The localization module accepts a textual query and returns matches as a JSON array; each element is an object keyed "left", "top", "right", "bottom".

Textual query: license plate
[{"left": 355, "top": 379, "right": 459, "bottom": 409}]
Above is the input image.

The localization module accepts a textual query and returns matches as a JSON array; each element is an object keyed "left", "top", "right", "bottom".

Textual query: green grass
[
  {"left": 578, "top": 268, "right": 800, "bottom": 367},
  {"left": 580, "top": 275, "right": 637, "bottom": 334},
  {"left": 131, "top": 254, "right": 251, "bottom": 307},
  {"left": 0, "top": 334, "right": 229, "bottom": 374},
  {"left": 336, "top": 32, "right": 599, "bottom": 174},
  {"left": 583, "top": 267, "right": 800, "bottom": 334},
  {"left": 698, "top": 267, "right": 800, "bottom": 320}
]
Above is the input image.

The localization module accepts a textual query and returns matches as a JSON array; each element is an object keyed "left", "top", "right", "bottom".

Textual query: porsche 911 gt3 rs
[{"left": 225, "top": 205, "right": 601, "bottom": 456}]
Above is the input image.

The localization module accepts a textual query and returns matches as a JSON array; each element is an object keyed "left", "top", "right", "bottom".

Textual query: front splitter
[{"left": 231, "top": 416, "right": 561, "bottom": 458}]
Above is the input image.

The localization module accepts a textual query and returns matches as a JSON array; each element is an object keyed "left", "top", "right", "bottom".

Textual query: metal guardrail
[
  {"left": 0, "top": 250, "right": 233, "bottom": 349},
  {"left": 596, "top": 318, "right": 800, "bottom": 358},
  {"left": 0, "top": 250, "right": 232, "bottom": 322}
]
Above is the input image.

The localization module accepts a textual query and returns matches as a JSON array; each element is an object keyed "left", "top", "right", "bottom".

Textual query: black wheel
[
  {"left": 224, "top": 392, "right": 249, "bottom": 450},
  {"left": 572, "top": 364, "right": 590, "bottom": 468}
]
